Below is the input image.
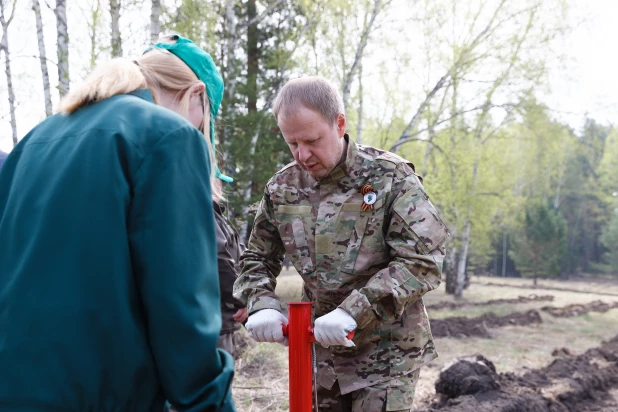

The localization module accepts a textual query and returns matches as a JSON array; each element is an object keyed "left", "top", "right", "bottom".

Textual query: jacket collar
[
  {"left": 318, "top": 134, "right": 357, "bottom": 183},
  {"left": 128, "top": 88, "right": 155, "bottom": 103}
]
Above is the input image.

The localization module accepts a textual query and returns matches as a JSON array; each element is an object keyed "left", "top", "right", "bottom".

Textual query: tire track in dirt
[
  {"left": 417, "top": 334, "right": 618, "bottom": 412},
  {"left": 475, "top": 281, "right": 618, "bottom": 297},
  {"left": 426, "top": 294, "right": 554, "bottom": 311}
]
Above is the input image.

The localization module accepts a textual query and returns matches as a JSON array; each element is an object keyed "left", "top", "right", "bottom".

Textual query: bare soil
[
  {"left": 426, "top": 294, "right": 555, "bottom": 311},
  {"left": 417, "top": 334, "right": 618, "bottom": 412},
  {"left": 431, "top": 310, "right": 543, "bottom": 338},
  {"left": 542, "top": 300, "right": 618, "bottom": 318}
]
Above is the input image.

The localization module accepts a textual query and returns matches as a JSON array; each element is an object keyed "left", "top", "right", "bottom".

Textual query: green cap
[{"left": 145, "top": 35, "right": 232, "bottom": 182}]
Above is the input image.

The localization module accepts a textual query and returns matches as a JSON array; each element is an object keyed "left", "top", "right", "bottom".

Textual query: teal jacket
[{"left": 0, "top": 90, "right": 235, "bottom": 411}]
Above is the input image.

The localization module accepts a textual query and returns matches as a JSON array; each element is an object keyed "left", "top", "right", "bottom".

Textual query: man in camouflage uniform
[{"left": 234, "top": 76, "right": 449, "bottom": 411}]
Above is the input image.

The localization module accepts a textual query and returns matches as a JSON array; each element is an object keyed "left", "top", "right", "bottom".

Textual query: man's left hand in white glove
[{"left": 313, "top": 308, "right": 357, "bottom": 347}]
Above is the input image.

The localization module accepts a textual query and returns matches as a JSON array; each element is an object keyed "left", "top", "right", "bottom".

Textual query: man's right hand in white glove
[{"left": 245, "top": 309, "right": 288, "bottom": 343}]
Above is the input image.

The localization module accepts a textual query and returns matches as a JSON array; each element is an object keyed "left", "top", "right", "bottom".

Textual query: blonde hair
[
  {"left": 272, "top": 76, "right": 344, "bottom": 125},
  {"left": 57, "top": 41, "right": 224, "bottom": 202}
]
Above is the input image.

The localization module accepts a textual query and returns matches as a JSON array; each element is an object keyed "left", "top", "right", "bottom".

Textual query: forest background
[{"left": 1, "top": 0, "right": 617, "bottom": 296}]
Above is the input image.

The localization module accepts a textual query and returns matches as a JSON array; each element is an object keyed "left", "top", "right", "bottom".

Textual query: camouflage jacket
[
  {"left": 214, "top": 201, "right": 246, "bottom": 333},
  {"left": 234, "top": 135, "right": 449, "bottom": 394}
]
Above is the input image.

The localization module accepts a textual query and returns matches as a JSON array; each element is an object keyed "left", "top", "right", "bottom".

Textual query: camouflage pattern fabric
[
  {"left": 214, "top": 201, "right": 246, "bottom": 334},
  {"left": 234, "top": 135, "right": 449, "bottom": 394},
  {"left": 317, "top": 369, "right": 420, "bottom": 411}
]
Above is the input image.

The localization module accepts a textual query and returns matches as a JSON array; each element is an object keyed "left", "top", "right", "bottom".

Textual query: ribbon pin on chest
[{"left": 360, "top": 184, "right": 377, "bottom": 211}]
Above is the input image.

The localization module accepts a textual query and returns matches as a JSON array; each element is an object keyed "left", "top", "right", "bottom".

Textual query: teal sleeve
[{"left": 128, "top": 125, "right": 236, "bottom": 411}]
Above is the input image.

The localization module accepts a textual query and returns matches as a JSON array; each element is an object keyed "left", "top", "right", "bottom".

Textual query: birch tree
[
  {"left": 0, "top": 0, "right": 17, "bottom": 146},
  {"left": 386, "top": 0, "right": 570, "bottom": 297},
  {"left": 82, "top": 0, "right": 105, "bottom": 70},
  {"left": 55, "top": 0, "right": 69, "bottom": 96},
  {"left": 150, "top": 0, "right": 161, "bottom": 43},
  {"left": 306, "top": 0, "right": 392, "bottom": 112},
  {"left": 32, "top": 0, "right": 53, "bottom": 117},
  {"left": 110, "top": 0, "right": 122, "bottom": 57}
]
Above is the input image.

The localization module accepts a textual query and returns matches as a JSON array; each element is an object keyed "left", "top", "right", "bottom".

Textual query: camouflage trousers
[{"left": 316, "top": 369, "right": 420, "bottom": 412}]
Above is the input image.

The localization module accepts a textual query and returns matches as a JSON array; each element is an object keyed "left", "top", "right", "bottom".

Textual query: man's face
[{"left": 278, "top": 105, "right": 346, "bottom": 180}]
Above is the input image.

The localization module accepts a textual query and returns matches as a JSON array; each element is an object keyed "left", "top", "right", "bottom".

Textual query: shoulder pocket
[{"left": 393, "top": 189, "right": 449, "bottom": 254}]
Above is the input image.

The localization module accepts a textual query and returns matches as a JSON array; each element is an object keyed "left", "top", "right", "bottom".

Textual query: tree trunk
[
  {"left": 110, "top": 0, "right": 122, "bottom": 57},
  {"left": 455, "top": 148, "right": 481, "bottom": 297},
  {"left": 0, "top": 0, "right": 17, "bottom": 146},
  {"left": 455, "top": 220, "right": 471, "bottom": 298},
  {"left": 444, "top": 244, "right": 458, "bottom": 295},
  {"left": 32, "top": 0, "right": 52, "bottom": 117},
  {"left": 239, "top": 0, "right": 260, "bottom": 242},
  {"left": 87, "top": 0, "right": 102, "bottom": 70},
  {"left": 502, "top": 229, "right": 507, "bottom": 277},
  {"left": 246, "top": 0, "right": 258, "bottom": 113},
  {"left": 356, "top": 59, "right": 363, "bottom": 144},
  {"left": 55, "top": 0, "right": 69, "bottom": 96},
  {"left": 150, "top": 0, "right": 161, "bottom": 43},
  {"left": 341, "top": 0, "right": 382, "bottom": 111}
]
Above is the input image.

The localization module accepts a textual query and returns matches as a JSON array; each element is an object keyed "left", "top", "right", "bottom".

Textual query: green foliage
[{"left": 509, "top": 202, "right": 567, "bottom": 281}]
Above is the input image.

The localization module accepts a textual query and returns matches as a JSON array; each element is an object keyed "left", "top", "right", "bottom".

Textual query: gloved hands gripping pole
[
  {"left": 313, "top": 308, "right": 357, "bottom": 348},
  {"left": 245, "top": 308, "right": 289, "bottom": 344}
]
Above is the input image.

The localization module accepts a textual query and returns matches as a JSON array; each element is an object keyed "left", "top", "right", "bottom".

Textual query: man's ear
[{"left": 336, "top": 113, "right": 346, "bottom": 138}]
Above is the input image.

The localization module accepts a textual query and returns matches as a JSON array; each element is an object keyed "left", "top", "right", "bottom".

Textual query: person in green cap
[
  {"left": 146, "top": 36, "right": 249, "bottom": 359},
  {"left": 0, "top": 35, "right": 236, "bottom": 411}
]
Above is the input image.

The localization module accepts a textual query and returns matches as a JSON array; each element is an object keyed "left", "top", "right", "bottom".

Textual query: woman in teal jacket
[{"left": 0, "top": 36, "right": 235, "bottom": 411}]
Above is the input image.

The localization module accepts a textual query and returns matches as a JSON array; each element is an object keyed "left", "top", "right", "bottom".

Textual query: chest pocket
[
  {"left": 337, "top": 198, "right": 384, "bottom": 274},
  {"left": 275, "top": 205, "right": 315, "bottom": 275}
]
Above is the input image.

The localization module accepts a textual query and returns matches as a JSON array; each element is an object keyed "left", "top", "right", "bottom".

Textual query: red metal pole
[
  {"left": 282, "top": 303, "right": 356, "bottom": 412},
  {"left": 284, "top": 302, "right": 314, "bottom": 412}
]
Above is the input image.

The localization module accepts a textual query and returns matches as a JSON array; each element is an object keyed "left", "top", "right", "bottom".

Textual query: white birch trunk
[
  {"left": 356, "top": 60, "right": 363, "bottom": 144},
  {"left": 87, "top": 0, "right": 102, "bottom": 70},
  {"left": 55, "top": 0, "right": 69, "bottom": 96},
  {"left": 0, "top": 0, "right": 17, "bottom": 145},
  {"left": 109, "top": 0, "right": 122, "bottom": 57},
  {"left": 32, "top": 0, "right": 52, "bottom": 117},
  {"left": 455, "top": 149, "right": 481, "bottom": 298},
  {"left": 150, "top": 0, "right": 160, "bottom": 43},
  {"left": 341, "top": 0, "right": 382, "bottom": 111},
  {"left": 455, "top": 219, "right": 471, "bottom": 298}
]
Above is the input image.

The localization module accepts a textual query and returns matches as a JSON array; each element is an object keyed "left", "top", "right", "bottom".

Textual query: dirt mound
[
  {"left": 417, "top": 335, "right": 618, "bottom": 412},
  {"left": 427, "top": 295, "right": 554, "bottom": 311},
  {"left": 541, "top": 300, "right": 618, "bottom": 318},
  {"left": 431, "top": 310, "right": 543, "bottom": 338}
]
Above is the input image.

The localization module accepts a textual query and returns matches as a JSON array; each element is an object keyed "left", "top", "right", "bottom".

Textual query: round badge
[{"left": 363, "top": 192, "right": 377, "bottom": 205}]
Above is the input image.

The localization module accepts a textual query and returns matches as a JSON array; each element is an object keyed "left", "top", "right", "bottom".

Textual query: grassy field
[{"left": 232, "top": 272, "right": 618, "bottom": 411}]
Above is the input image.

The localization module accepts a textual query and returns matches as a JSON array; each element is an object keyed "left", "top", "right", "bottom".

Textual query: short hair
[{"left": 272, "top": 76, "right": 345, "bottom": 125}]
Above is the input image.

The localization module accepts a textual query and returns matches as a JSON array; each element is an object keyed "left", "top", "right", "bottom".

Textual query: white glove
[
  {"left": 313, "top": 308, "right": 357, "bottom": 347},
  {"left": 245, "top": 309, "right": 288, "bottom": 343}
]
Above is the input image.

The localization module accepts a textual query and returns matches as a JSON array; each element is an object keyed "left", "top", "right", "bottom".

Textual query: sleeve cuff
[
  {"left": 248, "top": 295, "right": 282, "bottom": 314},
  {"left": 338, "top": 289, "right": 376, "bottom": 330}
]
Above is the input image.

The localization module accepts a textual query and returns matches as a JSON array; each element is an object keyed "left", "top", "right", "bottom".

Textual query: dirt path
[
  {"left": 417, "top": 334, "right": 618, "bottom": 411},
  {"left": 426, "top": 294, "right": 554, "bottom": 311},
  {"left": 431, "top": 310, "right": 543, "bottom": 338},
  {"left": 542, "top": 300, "right": 618, "bottom": 318}
]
